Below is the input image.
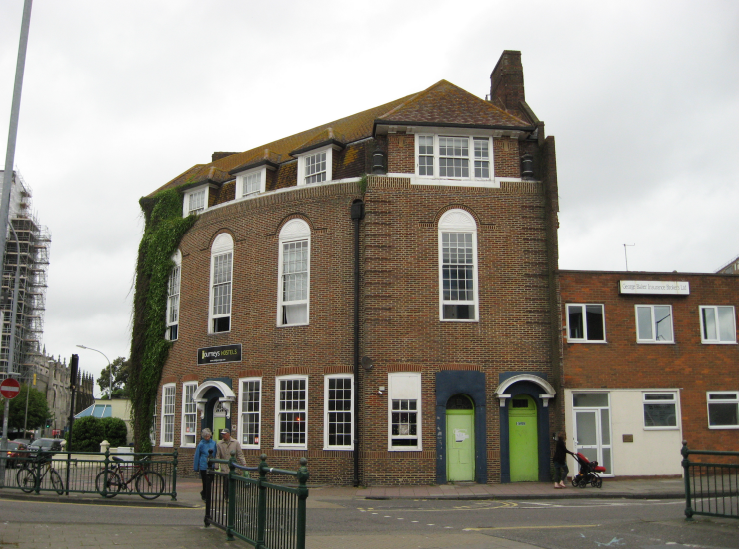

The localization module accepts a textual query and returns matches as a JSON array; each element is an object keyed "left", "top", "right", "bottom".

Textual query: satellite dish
[{"left": 361, "top": 356, "right": 374, "bottom": 371}]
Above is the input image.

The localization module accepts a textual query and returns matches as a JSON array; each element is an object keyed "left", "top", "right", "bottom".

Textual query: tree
[
  {"left": 97, "top": 357, "right": 130, "bottom": 399},
  {"left": 0, "top": 384, "right": 51, "bottom": 430},
  {"left": 68, "top": 416, "right": 128, "bottom": 451}
]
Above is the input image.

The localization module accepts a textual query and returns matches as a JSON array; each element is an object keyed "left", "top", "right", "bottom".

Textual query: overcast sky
[{"left": 1, "top": 0, "right": 737, "bottom": 395}]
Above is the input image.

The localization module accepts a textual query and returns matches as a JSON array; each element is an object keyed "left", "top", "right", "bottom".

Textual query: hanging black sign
[{"left": 197, "top": 344, "right": 242, "bottom": 365}]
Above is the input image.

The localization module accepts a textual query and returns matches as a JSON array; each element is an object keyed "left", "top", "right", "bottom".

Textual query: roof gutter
[{"left": 373, "top": 119, "right": 535, "bottom": 137}]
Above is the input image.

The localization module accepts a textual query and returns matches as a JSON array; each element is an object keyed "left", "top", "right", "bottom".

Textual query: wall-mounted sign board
[
  {"left": 619, "top": 280, "right": 689, "bottom": 295},
  {"left": 197, "top": 344, "right": 242, "bottom": 365}
]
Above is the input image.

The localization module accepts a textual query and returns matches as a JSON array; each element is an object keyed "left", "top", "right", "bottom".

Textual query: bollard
[{"left": 682, "top": 441, "right": 693, "bottom": 520}]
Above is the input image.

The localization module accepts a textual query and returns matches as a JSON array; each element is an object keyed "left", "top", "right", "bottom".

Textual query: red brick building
[
  {"left": 144, "top": 50, "right": 564, "bottom": 485},
  {"left": 560, "top": 271, "right": 739, "bottom": 478}
]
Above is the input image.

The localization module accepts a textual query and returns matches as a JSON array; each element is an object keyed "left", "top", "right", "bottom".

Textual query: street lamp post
[{"left": 76, "top": 345, "right": 111, "bottom": 399}]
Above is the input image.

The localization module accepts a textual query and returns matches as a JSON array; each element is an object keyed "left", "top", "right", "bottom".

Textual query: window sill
[
  {"left": 567, "top": 340, "right": 608, "bottom": 344},
  {"left": 636, "top": 341, "right": 675, "bottom": 344},
  {"left": 323, "top": 446, "right": 353, "bottom": 451},
  {"left": 180, "top": 443, "right": 196, "bottom": 449},
  {"left": 700, "top": 341, "right": 737, "bottom": 345},
  {"left": 273, "top": 446, "right": 308, "bottom": 451},
  {"left": 277, "top": 323, "right": 309, "bottom": 328},
  {"left": 440, "top": 318, "right": 479, "bottom": 323},
  {"left": 160, "top": 442, "right": 174, "bottom": 448},
  {"left": 388, "top": 446, "right": 422, "bottom": 452},
  {"left": 412, "top": 176, "right": 499, "bottom": 189},
  {"left": 642, "top": 427, "right": 679, "bottom": 431},
  {"left": 708, "top": 425, "right": 739, "bottom": 430}
]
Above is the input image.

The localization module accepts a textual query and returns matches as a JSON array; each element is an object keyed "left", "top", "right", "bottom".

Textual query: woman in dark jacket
[
  {"left": 553, "top": 431, "right": 573, "bottom": 488},
  {"left": 193, "top": 428, "right": 217, "bottom": 500}
]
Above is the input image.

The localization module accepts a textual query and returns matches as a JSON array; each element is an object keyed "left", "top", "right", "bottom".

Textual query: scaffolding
[{"left": 0, "top": 171, "right": 51, "bottom": 381}]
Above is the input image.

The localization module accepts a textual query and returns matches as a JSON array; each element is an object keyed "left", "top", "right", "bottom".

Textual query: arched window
[
  {"left": 209, "top": 233, "right": 234, "bottom": 333},
  {"left": 438, "top": 209, "right": 478, "bottom": 321},
  {"left": 277, "top": 219, "right": 310, "bottom": 326},
  {"left": 165, "top": 250, "right": 181, "bottom": 341}
]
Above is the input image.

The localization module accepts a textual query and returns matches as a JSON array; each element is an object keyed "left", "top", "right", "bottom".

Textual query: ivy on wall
[{"left": 129, "top": 189, "right": 197, "bottom": 451}]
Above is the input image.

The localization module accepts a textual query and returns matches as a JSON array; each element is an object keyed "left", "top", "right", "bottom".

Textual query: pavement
[
  {"left": 0, "top": 476, "right": 687, "bottom": 508},
  {"left": 0, "top": 477, "right": 690, "bottom": 548}
]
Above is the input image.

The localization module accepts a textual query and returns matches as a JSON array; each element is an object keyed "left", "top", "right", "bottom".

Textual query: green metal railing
[
  {"left": 205, "top": 453, "right": 309, "bottom": 549},
  {"left": 0, "top": 449, "right": 178, "bottom": 500},
  {"left": 682, "top": 441, "right": 739, "bottom": 520}
]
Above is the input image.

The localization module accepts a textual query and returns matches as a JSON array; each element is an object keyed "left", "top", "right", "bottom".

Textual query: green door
[
  {"left": 213, "top": 416, "right": 226, "bottom": 440},
  {"left": 508, "top": 394, "right": 538, "bottom": 482},
  {"left": 446, "top": 395, "right": 475, "bottom": 482}
]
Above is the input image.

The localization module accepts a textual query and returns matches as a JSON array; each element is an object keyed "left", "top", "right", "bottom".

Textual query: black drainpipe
[{"left": 350, "top": 199, "right": 365, "bottom": 487}]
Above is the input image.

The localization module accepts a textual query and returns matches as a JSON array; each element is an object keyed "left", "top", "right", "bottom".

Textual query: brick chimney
[{"left": 490, "top": 50, "right": 525, "bottom": 121}]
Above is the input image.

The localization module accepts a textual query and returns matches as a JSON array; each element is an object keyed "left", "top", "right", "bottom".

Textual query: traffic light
[{"left": 46, "top": 418, "right": 52, "bottom": 428}]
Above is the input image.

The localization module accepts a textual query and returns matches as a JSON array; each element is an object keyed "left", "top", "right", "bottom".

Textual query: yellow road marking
[{"left": 466, "top": 524, "right": 600, "bottom": 531}]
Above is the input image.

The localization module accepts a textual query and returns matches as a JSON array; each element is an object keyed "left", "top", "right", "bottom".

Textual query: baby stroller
[{"left": 571, "top": 452, "right": 606, "bottom": 488}]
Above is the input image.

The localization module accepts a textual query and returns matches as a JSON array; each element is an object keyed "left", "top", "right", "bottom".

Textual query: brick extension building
[
  {"left": 145, "top": 50, "right": 563, "bottom": 485},
  {"left": 560, "top": 271, "right": 738, "bottom": 477}
]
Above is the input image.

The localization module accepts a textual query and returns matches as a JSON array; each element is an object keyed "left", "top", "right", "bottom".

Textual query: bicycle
[
  {"left": 95, "top": 456, "right": 165, "bottom": 500},
  {"left": 16, "top": 452, "right": 64, "bottom": 495}
]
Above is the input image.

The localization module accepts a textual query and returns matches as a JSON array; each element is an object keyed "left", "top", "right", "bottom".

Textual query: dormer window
[
  {"left": 183, "top": 187, "right": 208, "bottom": 216},
  {"left": 296, "top": 145, "right": 338, "bottom": 186},
  {"left": 239, "top": 168, "right": 266, "bottom": 198},
  {"left": 305, "top": 151, "right": 327, "bottom": 184}
]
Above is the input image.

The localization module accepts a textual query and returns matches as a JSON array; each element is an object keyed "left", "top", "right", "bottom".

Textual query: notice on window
[
  {"left": 516, "top": 422, "right": 526, "bottom": 426},
  {"left": 455, "top": 429, "right": 469, "bottom": 442}
]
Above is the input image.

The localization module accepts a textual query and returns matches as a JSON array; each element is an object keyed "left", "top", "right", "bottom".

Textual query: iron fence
[
  {"left": 205, "top": 453, "right": 309, "bottom": 549},
  {"left": 682, "top": 440, "right": 739, "bottom": 520},
  {"left": 0, "top": 449, "right": 177, "bottom": 500}
]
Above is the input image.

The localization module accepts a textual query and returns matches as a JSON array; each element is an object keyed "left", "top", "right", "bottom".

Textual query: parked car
[
  {"left": 28, "top": 438, "right": 64, "bottom": 453},
  {"left": 12, "top": 438, "right": 31, "bottom": 446},
  {"left": 4, "top": 441, "right": 29, "bottom": 468}
]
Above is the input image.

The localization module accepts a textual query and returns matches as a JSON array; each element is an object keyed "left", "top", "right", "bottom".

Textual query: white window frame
[
  {"left": 323, "top": 374, "right": 354, "bottom": 450},
  {"left": 160, "top": 383, "right": 176, "bottom": 447},
  {"left": 183, "top": 186, "right": 208, "bottom": 216},
  {"left": 415, "top": 134, "right": 493, "bottom": 182},
  {"left": 388, "top": 372, "right": 422, "bottom": 451},
  {"left": 296, "top": 146, "right": 337, "bottom": 186},
  {"left": 635, "top": 305, "right": 674, "bottom": 344},
  {"left": 566, "top": 304, "right": 606, "bottom": 343},
  {"left": 165, "top": 250, "right": 182, "bottom": 341},
  {"left": 238, "top": 167, "right": 266, "bottom": 198},
  {"left": 642, "top": 392, "right": 679, "bottom": 430},
  {"left": 707, "top": 392, "right": 739, "bottom": 429},
  {"left": 238, "top": 377, "right": 262, "bottom": 449},
  {"left": 277, "top": 219, "right": 310, "bottom": 326},
  {"left": 699, "top": 306, "right": 737, "bottom": 344},
  {"left": 209, "top": 233, "right": 234, "bottom": 333},
  {"left": 274, "top": 375, "right": 308, "bottom": 450},
  {"left": 438, "top": 209, "right": 479, "bottom": 322},
  {"left": 181, "top": 381, "right": 198, "bottom": 447}
]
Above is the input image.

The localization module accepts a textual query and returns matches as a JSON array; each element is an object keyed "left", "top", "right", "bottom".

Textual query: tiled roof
[
  {"left": 376, "top": 80, "right": 531, "bottom": 128},
  {"left": 149, "top": 80, "right": 530, "bottom": 197}
]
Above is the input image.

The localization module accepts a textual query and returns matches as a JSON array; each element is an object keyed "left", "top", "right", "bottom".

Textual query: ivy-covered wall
[{"left": 129, "top": 189, "right": 196, "bottom": 451}]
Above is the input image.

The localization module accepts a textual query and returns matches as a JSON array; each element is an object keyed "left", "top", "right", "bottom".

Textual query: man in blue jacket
[{"left": 193, "top": 428, "right": 217, "bottom": 500}]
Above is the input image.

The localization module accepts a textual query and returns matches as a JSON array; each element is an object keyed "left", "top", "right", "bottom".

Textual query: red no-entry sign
[{"left": 0, "top": 378, "right": 20, "bottom": 399}]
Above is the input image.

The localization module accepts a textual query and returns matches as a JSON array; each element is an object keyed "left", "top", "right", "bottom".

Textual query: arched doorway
[
  {"left": 508, "top": 394, "right": 538, "bottom": 481},
  {"left": 495, "top": 374, "right": 556, "bottom": 483},
  {"left": 192, "top": 379, "right": 236, "bottom": 440},
  {"left": 446, "top": 394, "right": 475, "bottom": 482}
]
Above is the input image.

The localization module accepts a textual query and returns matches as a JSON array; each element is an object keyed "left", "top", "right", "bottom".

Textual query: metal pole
[
  {"left": 76, "top": 345, "right": 111, "bottom": 398},
  {"left": 0, "top": 0, "right": 33, "bottom": 267}
]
